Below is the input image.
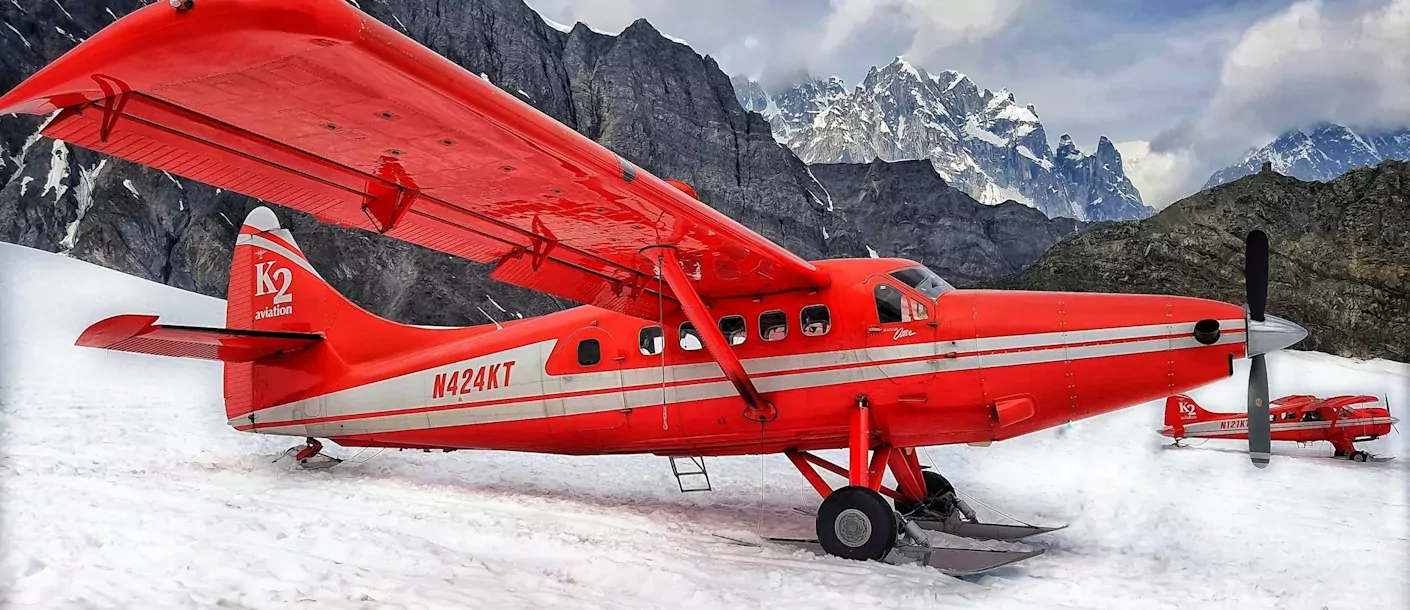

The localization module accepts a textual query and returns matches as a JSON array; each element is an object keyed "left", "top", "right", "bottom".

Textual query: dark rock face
[
  {"left": 999, "top": 161, "right": 1410, "bottom": 362},
  {"left": 0, "top": 0, "right": 829, "bottom": 324},
  {"left": 811, "top": 159, "right": 1085, "bottom": 287}
]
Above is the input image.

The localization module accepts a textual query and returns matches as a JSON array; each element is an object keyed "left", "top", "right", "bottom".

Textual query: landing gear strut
[
  {"left": 279, "top": 437, "right": 342, "bottom": 469},
  {"left": 774, "top": 398, "right": 1062, "bottom": 575},
  {"left": 894, "top": 470, "right": 978, "bottom": 525}
]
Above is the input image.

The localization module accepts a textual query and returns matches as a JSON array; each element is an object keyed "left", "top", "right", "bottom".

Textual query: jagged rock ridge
[{"left": 733, "top": 58, "right": 1152, "bottom": 222}]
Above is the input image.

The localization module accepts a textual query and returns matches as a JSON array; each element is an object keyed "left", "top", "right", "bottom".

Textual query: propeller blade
[
  {"left": 1245, "top": 230, "right": 1269, "bottom": 322},
  {"left": 1248, "top": 354, "right": 1271, "bottom": 468}
]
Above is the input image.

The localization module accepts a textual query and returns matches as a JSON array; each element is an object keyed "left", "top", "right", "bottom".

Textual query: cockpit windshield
[{"left": 889, "top": 266, "right": 955, "bottom": 299}]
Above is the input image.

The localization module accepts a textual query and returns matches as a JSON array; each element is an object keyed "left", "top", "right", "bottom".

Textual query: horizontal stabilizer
[{"left": 76, "top": 314, "right": 321, "bottom": 362}]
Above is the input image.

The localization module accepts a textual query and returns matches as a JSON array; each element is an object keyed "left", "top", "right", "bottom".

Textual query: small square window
[
  {"left": 680, "top": 323, "right": 703, "bottom": 351},
  {"left": 719, "top": 315, "right": 746, "bottom": 346},
  {"left": 577, "top": 339, "right": 601, "bottom": 366},
  {"left": 759, "top": 310, "right": 787, "bottom": 342},
  {"left": 639, "top": 326, "right": 664, "bottom": 356},
  {"left": 801, "top": 305, "right": 830, "bottom": 337}
]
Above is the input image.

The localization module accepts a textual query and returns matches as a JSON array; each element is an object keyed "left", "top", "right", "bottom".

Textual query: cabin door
[
  {"left": 860, "top": 275, "right": 938, "bottom": 382},
  {"left": 546, "top": 326, "right": 628, "bottom": 432}
]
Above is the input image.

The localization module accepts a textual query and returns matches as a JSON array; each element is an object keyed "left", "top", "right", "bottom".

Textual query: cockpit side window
[
  {"left": 889, "top": 266, "right": 955, "bottom": 299},
  {"left": 875, "top": 284, "right": 904, "bottom": 324}
]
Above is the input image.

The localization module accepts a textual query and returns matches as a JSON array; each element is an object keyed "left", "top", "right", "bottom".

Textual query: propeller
[{"left": 1244, "top": 230, "right": 1272, "bottom": 468}]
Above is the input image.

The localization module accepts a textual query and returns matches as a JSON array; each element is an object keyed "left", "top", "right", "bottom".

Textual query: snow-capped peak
[
  {"left": 733, "top": 60, "right": 1150, "bottom": 222},
  {"left": 1204, "top": 122, "right": 1409, "bottom": 189},
  {"left": 888, "top": 55, "right": 923, "bottom": 80}
]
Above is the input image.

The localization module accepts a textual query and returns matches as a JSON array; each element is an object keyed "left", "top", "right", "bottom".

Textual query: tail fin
[
  {"left": 1164, "top": 395, "right": 1212, "bottom": 428},
  {"left": 223, "top": 206, "right": 423, "bottom": 422}
]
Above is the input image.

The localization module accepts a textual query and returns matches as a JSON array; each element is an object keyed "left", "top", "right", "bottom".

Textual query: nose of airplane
[{"left": 1246, "top": 314, "right": 1308, "bottom": 357}]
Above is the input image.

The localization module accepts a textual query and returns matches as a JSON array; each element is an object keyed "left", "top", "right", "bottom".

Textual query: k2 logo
[
  {"left": 255, "top": 261, "right": 293, "bottom": 305},
  {"left": 1179, "top": 402, "right": 1197, "bottom": 420}
]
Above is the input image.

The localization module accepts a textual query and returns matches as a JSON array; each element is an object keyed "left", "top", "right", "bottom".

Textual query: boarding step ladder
[{"left": 668, "top": 456, "right": 712, "bottom": 493}]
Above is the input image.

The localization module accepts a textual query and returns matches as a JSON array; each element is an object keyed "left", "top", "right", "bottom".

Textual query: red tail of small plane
[
  {"left": 79, "top": 207, "right": 478, "bottom": 423},
  {"left": 1163, "top": 395, "right": 1215, "bottom": 438}
]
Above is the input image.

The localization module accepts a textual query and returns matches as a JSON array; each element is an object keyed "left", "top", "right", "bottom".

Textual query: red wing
[
  {"left": 0, "top": 0, "right": 830, "bottom": 319},
  {"left": 77, "top": 315, "right": 321, "bottom": 362}
]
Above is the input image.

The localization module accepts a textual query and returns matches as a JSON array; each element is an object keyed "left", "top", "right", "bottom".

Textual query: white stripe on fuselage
[
  {"left": 1175, "top": 416, "right": 1395, "bottom": 437},
  {"left": 232, "top": 319, "right": 1246, "bottom": 437}
]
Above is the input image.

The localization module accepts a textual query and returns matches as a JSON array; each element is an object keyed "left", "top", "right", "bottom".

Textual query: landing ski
[
  {"left": 714, "top": 534, "right": 1043, "bottom": 576},
  {"left": 793, "top": 507, "right": 1065, "bottom": 541},
  {"left": 912, "top": 520, "right": 1067, "bottom": 541}
]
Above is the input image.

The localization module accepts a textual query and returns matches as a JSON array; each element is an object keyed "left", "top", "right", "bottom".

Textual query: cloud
[
  {"left": 1138, "top": 0, "right": 1410, "bottom": 205},
  {"left": 815, "top": 0, "right": 1027, "bottom": 57},
  {"left": 1115, "top": 140, "right": 1202, "bottom": 211}
]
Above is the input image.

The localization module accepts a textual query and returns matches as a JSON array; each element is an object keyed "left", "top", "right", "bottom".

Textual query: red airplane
[
  {"left": 1162, "top": 395, "right": 1397, "bottom": 462},
  {"left": 0, "top": 0, "right": 1310, "bottom": 571}
]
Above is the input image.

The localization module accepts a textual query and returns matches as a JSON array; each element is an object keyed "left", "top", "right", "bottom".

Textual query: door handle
[{"left": 867, "top": 326, "right": 883, "bottom": 333}]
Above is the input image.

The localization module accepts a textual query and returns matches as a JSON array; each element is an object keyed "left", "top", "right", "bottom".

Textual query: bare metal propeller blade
[
  {"left": 1245, "top": 229, "right": 1272, "bottom": 468},
  {"left": 1245, "top": 230, "right": 1269, "bottom": 322},
  {"left": 1248, "top": 352, "right": 1272, "bottom": 468}
]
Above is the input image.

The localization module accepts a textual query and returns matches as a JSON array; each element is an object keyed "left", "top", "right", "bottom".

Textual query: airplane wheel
[
  {"left": 816, "top": 486, "right": 897, "bottom": 561},
  {"left": 1351, "top": 451, "right": 1369, "bottom": 462},
  {"left": 894, "top": 471, "right": 956, "bottom": 517}
]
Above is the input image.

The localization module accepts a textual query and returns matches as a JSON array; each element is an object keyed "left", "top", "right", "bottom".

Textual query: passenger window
[
  {"left": 760, "top": 310, "right": 788, "bottom": 341},
  {"left": 719, "top": 315, "right": 747, "bottom": 346},
  {"left": 577, "top": 339, "right": 601, "bottom": 366},
  {"left": 680, "top": 323, "right": 703, "bottom": 351},
  {"left": 639, "top": 326, "right": 664, "bottom": 356},
  {"left": 875, "top": 284, "right": 904, "bottom": 324},
  {"left": 801, "top": 305, "right": 831, "bottom": 337}
]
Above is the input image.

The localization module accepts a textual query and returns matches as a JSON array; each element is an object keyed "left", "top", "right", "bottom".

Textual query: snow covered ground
[{"left": 1, "top": 242, "right": 1406, "bottom": 609}]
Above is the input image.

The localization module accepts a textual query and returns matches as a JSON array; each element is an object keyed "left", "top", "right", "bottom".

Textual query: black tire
[
  {"left": 815, "top": 486, "right": 898, "bottom": 561},
  {"left": 894, "top": 470, "right": 957, "bottom": 517},
  {"left": 1351, "top": 451, "right": 1369, "bottom": 462}
]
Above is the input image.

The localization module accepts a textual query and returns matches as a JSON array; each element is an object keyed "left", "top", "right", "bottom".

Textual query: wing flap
[{"left": 76, "top": 314, "right": 322, "bottom": 363}]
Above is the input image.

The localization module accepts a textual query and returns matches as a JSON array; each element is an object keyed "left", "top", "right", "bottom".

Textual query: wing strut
[{"left": 643, "top": 246, "right": 777, "bottom": 423}]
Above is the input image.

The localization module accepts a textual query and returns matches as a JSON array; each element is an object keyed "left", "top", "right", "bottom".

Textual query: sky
[{"left": 524, "top": 0, "right": 1410, "bottom": 208}]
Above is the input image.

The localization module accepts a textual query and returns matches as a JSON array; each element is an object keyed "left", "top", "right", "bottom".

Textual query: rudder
[
  {"left": 223, "top": 206, "right": 416, "bottom": 423},
  {"left": 1164, "top": 395, "right": 1212, "bottom": 431}
]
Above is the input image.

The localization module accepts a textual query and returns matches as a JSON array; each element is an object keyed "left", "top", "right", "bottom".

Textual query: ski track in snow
[{"left": 0, "top": 243, "right": 1406, "bottom": 609}]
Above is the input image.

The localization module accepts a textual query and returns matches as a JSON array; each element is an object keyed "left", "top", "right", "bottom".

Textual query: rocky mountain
[
  {"left": 1204, "top": 123, "right": 1410, "bottom": 189},
  {"left": 811, "top": 159, "right": 1085, "bottom": 286},
  {"left": 733, "top": 58, "right": 1153, "bottom": 222},
  {"left": 1000, "top": 161, "right": 1410, "bottom": 362}
]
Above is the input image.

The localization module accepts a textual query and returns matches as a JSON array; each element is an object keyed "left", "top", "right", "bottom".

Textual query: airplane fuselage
[
  {"left": 1162, "top": 395, "right": 1395, "bottom": 445},
  {"left": 229, "top": 258, "right": 1249, "bottom": 457}
]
